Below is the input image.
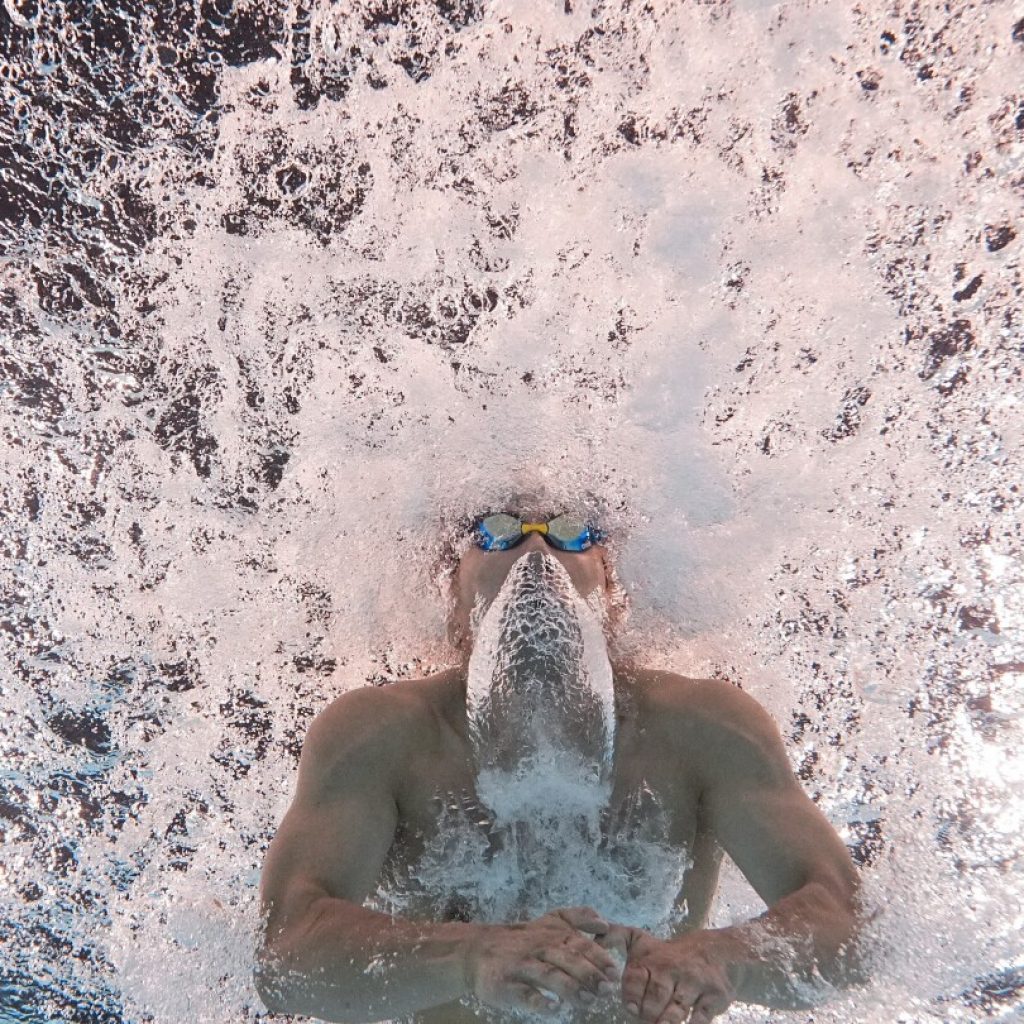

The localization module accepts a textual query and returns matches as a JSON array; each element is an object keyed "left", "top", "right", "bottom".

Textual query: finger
[
  {"left": 656, "top": 998, "right": 692, "bottom": 1024},
  {"left": 516, "top": 960, "right": 588, "bottom": 1007},
  {"left": 638, "top": 969, "right": 677, "bottom": 1023},
  {"left": 564, "top": 932, "right": 622, "bottom": 982},
  {"left": 691, "top": 988, "right": 732, "bottom": 1022},
  {"left": 622, "top": 962, "right": 649, "bottom": 1017},
  {"left": 504, "top": 981, "right": 562, "bottom": 1016},
  {"left": 552, "top": 905, "right": 610, "bottom": 934},
  {"left": 538, "top": 943, "right": 616, "bottom": 1000}
]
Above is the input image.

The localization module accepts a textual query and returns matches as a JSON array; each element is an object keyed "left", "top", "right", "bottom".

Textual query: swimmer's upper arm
[
  {"left": 692, "top": 683, "right": 859, "bottom": 911},
  {"left": 259, "top": 687, "right": 405, "bottom": 940}
]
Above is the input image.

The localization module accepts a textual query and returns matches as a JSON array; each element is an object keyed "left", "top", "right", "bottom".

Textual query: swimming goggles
[{"left": 474, "top": 513, "right": 604, "bottom": 553}]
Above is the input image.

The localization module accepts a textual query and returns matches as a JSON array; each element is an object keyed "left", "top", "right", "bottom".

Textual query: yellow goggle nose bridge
[{"left": 520, "top": 522, "right": 549, "bottom": 535}]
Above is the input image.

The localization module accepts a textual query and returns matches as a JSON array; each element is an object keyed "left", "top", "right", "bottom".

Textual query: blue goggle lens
[{"left": 475, "top": 513, "right": 603, "bottom": 553}]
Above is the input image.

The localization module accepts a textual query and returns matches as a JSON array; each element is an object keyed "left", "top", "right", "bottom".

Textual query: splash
[
  {"left": 0, "top": 1, "right": 1021, "bottom": 1022},
  {"left": 370, "top": 779, "right": 690, "bottom": 940},
  {"left": 466, "top": 549, "right": 616, "bottom": 806}
]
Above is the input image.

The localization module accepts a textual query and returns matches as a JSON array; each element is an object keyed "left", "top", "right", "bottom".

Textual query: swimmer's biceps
[
  {"left": 261, "top": 691, "right": 402, "bottom": 927},
  {"left": 714, "top": 784, "right": 853, "bottom": 908},
  {"left": 700, "top": 699, "right": 855, "bottom": 907}
]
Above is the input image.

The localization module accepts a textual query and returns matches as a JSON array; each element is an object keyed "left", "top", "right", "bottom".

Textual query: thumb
[{"left": 552, "top": 906, "right": 610, "bottom": 934}]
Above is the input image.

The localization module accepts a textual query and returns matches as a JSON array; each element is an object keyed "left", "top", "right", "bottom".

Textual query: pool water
[{"left": 0, "top": 1, "right": 1021, "bottom": 1022}]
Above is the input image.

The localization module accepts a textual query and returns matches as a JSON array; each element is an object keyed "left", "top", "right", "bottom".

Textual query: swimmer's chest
[
  {"left": 389, "top": 729, "right": 702, "bottom": 1024},
  {"left": 388, "top": 710, "right": 703, "bottom": 880}
]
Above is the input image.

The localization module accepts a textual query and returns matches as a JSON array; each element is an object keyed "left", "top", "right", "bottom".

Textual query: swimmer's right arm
[{"left": 255, "top": 687, "right": 620, "bottom": 1022}]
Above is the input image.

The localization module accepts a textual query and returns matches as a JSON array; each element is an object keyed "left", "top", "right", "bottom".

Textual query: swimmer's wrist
[
  {"left": 705, "top": 923, "right": 815, "bottom": 1006},
  {"left": 708, "top": 927, "right": 758, "bottom": 994},
  {"left": 667, "top": 927, "right": 756, "bottom": 995},
  {"left": 456, "top": 921, "right": 494, "bottom": 996}
]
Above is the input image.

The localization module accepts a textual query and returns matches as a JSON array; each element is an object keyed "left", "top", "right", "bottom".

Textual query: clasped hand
[
  {"left": 468, "top": 906, "right": 738, "bottom": 1022},
  {"left": 599, "top": 923, "right": 737, "bottom": 1023}
]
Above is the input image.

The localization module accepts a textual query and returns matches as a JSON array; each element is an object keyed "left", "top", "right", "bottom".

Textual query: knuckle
[
  {"left": 646, "top": 976, "right": 671, "bottom": 998},
  {"left": 674, "top": 986, "right": 701, "bottom": 1007},
  {"left": 703, "top": 990, "right": 732, "bottom": 1014}
]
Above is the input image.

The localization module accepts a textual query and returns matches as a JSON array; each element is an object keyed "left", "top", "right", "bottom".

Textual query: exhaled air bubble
[{"left": 465, "top": 548, "right": 615, "bottom": 812}]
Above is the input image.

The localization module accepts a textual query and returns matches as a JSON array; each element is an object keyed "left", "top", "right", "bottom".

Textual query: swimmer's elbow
[
  {"left": 253, "top": 927, "right": 315, "bottom": 1017},
  {"left": 817, "top": 904, "right": 876, "bottom": 993},
  {"left": 253, "top": 915, "right": 370, "bottom": 1023},
  {"left": 835, "top": 909, "right": 876, "bottom": 989},
  {"left": 253, "top": 942, "right": 290, "bottom": 1015}
]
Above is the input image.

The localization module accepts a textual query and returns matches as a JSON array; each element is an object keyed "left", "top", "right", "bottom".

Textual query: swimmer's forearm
[
  {"left": 714, "top": 879, "right": 866, "bottom": 1008},
  {"left": 257, "top": 897, "right": 479, "bottom": 1022}
]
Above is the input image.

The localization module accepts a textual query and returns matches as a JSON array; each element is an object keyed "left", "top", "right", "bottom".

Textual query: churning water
[
  {"left": 1, "top": 1, "right": 1021, "bottom": 1022},
  {"left": 465, "top": 549, "right": 616, "bottom": 788}
]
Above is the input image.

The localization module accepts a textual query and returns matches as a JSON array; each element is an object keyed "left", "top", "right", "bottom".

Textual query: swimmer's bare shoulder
[
  {"left": 259, "top": 669, "right": 460, "bottom": 920},
  {"left": 630, "top": 670, "right": 863, "bottom": 948},
  {"left": 306, "top": 669, "right": 454, "bottom": 768},
  {"left": 257, "top": 672, "right": 467, "bottom": 1018},
  {"left": 622, "top": 667, "right": 776, "bottom": 738},
  {"left": 259, "top": 684, "right": 419, "bottom": 935},
  {"left": 614, "top": 667, "right": 800, "bottom": 801}
]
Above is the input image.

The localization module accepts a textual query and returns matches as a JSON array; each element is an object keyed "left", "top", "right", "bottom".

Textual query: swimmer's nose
[
  {"left": 510, "top": 534, "right": 551, "bottom": 572},
  {"left": 518, "top": 532, "right": 549, "bottom": 554}
]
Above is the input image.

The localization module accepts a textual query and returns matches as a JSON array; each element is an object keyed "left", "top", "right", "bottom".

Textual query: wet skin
[{"left": 257, "top": 531, "right": 863, "bottom": 1024}]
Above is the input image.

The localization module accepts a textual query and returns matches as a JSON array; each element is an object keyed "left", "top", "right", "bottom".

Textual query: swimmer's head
[
  {"left": 429, "top": 485, "right": 631, "bottom": 653},
  {"left": 451, "top": 519, "right": 609, "bottom": 646}
]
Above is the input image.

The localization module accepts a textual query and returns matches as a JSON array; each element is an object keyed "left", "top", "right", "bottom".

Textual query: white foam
[
  {"left": 466, "top": 549, "right": 616, "bottom": 793},
  {"left": 1, "top": 1, "right": 1020, "bottom": 1021}
]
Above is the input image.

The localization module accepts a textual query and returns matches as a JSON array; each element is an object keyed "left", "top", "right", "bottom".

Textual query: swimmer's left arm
[
  {"left": 694, "top": 684, "right": 866, "bottom": 1007},
  {"left": 616, "top": 682, "right": 866, "bottom": 1023}
]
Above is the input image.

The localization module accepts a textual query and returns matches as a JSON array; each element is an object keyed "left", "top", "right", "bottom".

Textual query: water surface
[{"left": 0, "top": 2, "right": 1021, "bottom": 1022}]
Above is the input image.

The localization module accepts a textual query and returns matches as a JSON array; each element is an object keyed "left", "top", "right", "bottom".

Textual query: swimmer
[{"left": 256, "top": 510, "right": 865, "bottom": 1023}]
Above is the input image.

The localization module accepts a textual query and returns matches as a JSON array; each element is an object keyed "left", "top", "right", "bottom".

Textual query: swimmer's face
[{"left": 450, "top": 514, "right": 610, "bottom": 651}]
